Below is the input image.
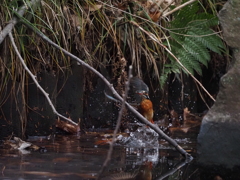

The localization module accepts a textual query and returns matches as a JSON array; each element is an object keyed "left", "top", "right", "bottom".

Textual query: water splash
[{"left": 119, "top": 126, "right": 159, "bottom": 148}]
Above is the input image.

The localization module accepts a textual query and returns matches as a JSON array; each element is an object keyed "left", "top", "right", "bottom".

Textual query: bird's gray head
[{"left": 136, "top": 90, "right": 150, "bottom": 99}]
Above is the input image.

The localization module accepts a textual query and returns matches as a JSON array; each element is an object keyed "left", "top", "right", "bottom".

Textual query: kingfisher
[{"left": 130, "top": 77, "right": 154, "bottom": 124}]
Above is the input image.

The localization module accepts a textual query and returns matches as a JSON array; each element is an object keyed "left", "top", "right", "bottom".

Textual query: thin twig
[
  {"left": 130, "top": 20, "right": 216, "bottom": 102},
  {"left": 156, "top": 159, "right": 190, "bottom": 180},
  {"left": 97, "top": 66, "right": 133, "bottom": 180},
  {"left": 163, "top": 0, "right": 198, "bottom": 17},
  {"left": 162, "top": 0, "right": 175, "bottom": 14},
  {"left": 195, "top": 81, "right": 211, "bottom": 109},
  {"left": 104, "top": 91, "right": 119, "bottom": 103},
  {"left": 22, "top": 22, "right": 192, "bottom": 159},
  {"left": 8, "top": 32, "right": 78, "bottom": 126}
]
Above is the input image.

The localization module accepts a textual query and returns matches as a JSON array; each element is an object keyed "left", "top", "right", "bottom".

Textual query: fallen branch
[
  {"left": 97, "top": 66, "right": 133, "bottom": 180},
  {"left": 4, "top": 2, "right": 193, "bottom": 158},
  {"left": 20, "top": 20, "right": 192, "bottom": 159},
  {"left": 8, "top": 32, "right": 78, "bottom": 126}
]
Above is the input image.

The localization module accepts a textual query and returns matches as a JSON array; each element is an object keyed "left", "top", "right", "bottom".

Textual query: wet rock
[{"left": 197, "top": 0, "right": 240, "bottom": 168}]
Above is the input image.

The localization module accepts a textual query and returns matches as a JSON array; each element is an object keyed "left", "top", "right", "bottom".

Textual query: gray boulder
[{"left": 197, "top": 0, "right": 240, "bottom": 168}]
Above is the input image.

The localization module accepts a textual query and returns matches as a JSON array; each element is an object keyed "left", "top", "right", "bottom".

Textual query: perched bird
[{"left": 130, "top": 77, "right": 154, "bottom": 124}]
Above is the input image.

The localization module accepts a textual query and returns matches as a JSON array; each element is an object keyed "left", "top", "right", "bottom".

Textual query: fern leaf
[
  {"left": 178, "top": 51, "right": 202, "bottom": 75},
  {"left": 165, "top": 0, "right": 225, "bottom": 77},
  {"left": 184, "top": 36, "right": 210, "bottom": 66},
  {"left": 160, "top": 0, "right": 225, "bottom": 87},
  {"left": 187, "top": 29, "right": 224, "bottom": 54}
]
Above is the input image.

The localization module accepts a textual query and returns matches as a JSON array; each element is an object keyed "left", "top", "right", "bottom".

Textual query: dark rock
[{"left": 197, "top": 0, "right": 240, "bottom": 168}]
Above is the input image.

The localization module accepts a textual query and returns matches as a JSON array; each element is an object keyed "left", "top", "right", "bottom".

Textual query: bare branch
[
  {"left": 0, "top": 0, "right": 41, "bottom": 44},
  {"left": 97, "top": 66, "right": 133, "bottom": 180},
  {"left": 8, "top": 32, "right": 78, "bottom": 126},
  {"left": 22, "top": 22, "right": 192, "bottom": 159}
]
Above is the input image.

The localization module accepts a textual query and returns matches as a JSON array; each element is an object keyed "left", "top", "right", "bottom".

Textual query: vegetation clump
[{"left": 0, "top": 0, "right": 227, "bottom": 135}]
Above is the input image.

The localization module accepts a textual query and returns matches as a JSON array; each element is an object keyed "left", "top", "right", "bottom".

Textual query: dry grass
[{"left": 0, "top": 0, "right": 227, "bottom": 134}]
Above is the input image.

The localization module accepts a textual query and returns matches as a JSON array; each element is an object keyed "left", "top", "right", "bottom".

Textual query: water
[
  {"left": 0, "top": 122, "right": 238, "bottom": 180},
  {"left": 119, "top": 125, "right": 159, "bottom": 149}
]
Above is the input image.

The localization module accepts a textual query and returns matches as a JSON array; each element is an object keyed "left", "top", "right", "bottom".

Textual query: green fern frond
[
  {"left": 160, "top": 0, "right": 225, "bottom": 86},
  {"left": 160, "top": 62, "right": 180, "bottom": 87},
  {"left": 170, "top": 1, "right": 200, "bottom": 28},
  {"left": 178, "top": 51, "right": 202, "bottom": 75},
  {"left": 187, "top": 29, "right": 223, "bottom": 54},
  {"left": 184, "top": 36, "right": 210, "bottom": 66},
  {"left": 188, "top": 16, "right": 218, "bottom": 28}
]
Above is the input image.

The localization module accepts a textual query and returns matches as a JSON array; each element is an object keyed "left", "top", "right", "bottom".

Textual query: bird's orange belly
[{"left": 139, "top": 99, "right": 154, "bottom": 123}]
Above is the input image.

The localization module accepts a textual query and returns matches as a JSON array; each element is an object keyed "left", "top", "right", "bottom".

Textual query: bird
[
  {"left": 130, "top": 77, "right": 154, "bottom": 124},
  {"left": 95, "top": 77, "right": 154, "bottom": 146}
]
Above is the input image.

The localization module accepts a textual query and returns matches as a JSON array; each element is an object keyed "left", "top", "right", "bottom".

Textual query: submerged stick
[
  {"left": 8, "top": 32, "right": 78, "bottom": 126},
  {"left": 156, "top": 159, "right": 190, "bottom": 180},
  {"left": 21, "top": 21, "right": 192, "bottom": 159}
]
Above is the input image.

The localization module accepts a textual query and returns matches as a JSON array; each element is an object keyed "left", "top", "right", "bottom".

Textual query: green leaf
[{"left": 162, "top": 0, "right": 225, "bottom": 81}]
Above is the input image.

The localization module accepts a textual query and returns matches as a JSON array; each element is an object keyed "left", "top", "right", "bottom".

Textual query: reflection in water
[
  {"left": 99, "top": 124, "right": 195, "bottom": 180},
  {"left": 135, "top": 161, "right": 153, "bottom": 180},
  {"left": 101, "top": 147, "right": 191, "bottom": 180},
  {"left": 102, "top": 161, "right": 153, "bottom": 180},
  {"left": 1, "top": 117, "right": 238, "bottom": 179},
  {"left": 156, "top": 160, "right": 190, "bottom": 180},
  {"left": 125, "top": 147, "right": 159, "bottom": 165},
  {"left": 0, "top": 126, "right": 198, "bottom": 180}
]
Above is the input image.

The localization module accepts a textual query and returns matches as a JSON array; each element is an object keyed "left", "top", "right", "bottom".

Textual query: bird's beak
[
  {"left": 144, "top": 94, "right": 150, "bottom": 99},
  {"left": 136, "top": 91, "right": 150, "bottom": 99}
]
